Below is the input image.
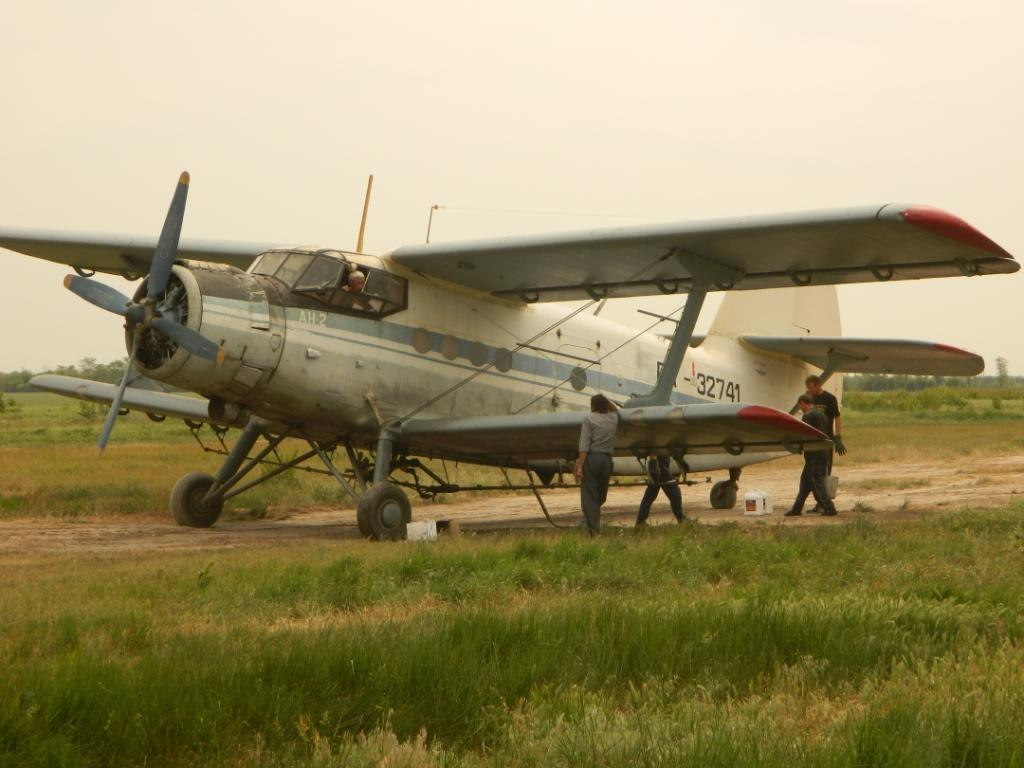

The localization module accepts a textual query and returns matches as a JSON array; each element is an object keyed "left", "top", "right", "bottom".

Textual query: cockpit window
[
  {"left": 252, "top": 248, "right": 408, "bottom": 318},
  {"left": 326, "top": 268, "right": 407, "bottom": 317},
  {"left": 294, "top": 255, "right": 343, "bottom": 293},
  {"left": 249, "top": 251, "right": 287, "bottom": 276},
  {"left": 273, "top": 253, "right": 314, "bottom": 287}
]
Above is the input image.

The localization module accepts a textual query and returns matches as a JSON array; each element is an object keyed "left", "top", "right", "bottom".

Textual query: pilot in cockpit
[{"left": 343, "top": 269, "right": 366, "bottom": 293}]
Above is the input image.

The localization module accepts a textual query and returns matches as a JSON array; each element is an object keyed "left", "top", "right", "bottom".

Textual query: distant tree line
[
  {"left": 0, "top": 357, "right": 128, "bottom": 392},
  {"left": 845, "top": 357, "right": 1018, "bottom": 391},
  {"left": 845, "top": 375, "right": 1021, "bottom": 392}
]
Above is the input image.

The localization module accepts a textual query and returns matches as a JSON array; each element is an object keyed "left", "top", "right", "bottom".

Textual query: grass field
[
  {"left": 2, "top": 392, "right": 1024, "bottom": 766},
  {"left": 3, "top": 512, "right": 1024, "bottom": 766}
]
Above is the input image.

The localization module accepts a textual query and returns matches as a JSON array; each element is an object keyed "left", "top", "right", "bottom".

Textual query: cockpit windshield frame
[{"left": 249, "top": 249, "right": 408, "bottom": 318}]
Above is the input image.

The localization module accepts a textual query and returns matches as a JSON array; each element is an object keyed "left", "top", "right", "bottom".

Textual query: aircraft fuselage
[{"left": 132, "top": 253, "right": 816, "bottom": 471}]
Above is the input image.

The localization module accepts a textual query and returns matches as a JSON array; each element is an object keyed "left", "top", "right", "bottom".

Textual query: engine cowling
[{"left": 128, "top": 262, "right": 286, "bottom": 404}]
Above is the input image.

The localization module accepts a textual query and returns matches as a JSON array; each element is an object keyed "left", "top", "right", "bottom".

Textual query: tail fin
[
  {"left": 708, "top": 285, "right": 843, "bottom": 404},
  {"left": 708, "top": 285, "right": 841, "bottom": 338}
]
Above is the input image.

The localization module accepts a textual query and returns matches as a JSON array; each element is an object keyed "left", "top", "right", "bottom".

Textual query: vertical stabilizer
[
  {"left": 707, "top": 285, "right": 844, "bottom": 403},
  {"left": 708, "top": 285, "right": 841, "bottom": 338}
]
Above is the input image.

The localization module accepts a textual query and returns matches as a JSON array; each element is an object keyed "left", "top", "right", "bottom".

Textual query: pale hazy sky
[{"left": 1, "top": 1, "right": 1021, "bottom": 372}]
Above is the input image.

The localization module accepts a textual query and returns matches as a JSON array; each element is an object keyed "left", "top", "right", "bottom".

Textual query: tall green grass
[{"left": 3, "top": 508, "right": 1024, "bottom": 766}]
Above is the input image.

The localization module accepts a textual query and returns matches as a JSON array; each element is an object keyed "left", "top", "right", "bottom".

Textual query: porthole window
[
  {"left": 412, "top": 328, "right": 432, "bottom": 354},
  {"left": 570, "top": 366, "right": 588, "bottom": 391},
  {"left": 494, "top": 348, "right": 514, "bottom": 372},
  {"left": 441, "top": 335, "right": 460, "bottom": 360},
  {"left": 468, "top": 341, "right": 488, "bottom": 367}
]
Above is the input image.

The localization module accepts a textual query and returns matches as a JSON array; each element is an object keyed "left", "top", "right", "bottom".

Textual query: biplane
[{"left": 1, "top": 173, "right": 1016, "bottom": 538}]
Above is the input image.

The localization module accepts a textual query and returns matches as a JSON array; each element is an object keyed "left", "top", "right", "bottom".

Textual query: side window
[
  {"left": 329, "top": 268, "right": 407, "bottom": 318},
  {"left": 366, "top": 271, "right": 406, "bottom": 306}
]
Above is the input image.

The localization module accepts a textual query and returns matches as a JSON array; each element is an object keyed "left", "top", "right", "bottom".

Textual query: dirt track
[{"left": 1, "top": 454, "right": 1022, "bottom": 557}]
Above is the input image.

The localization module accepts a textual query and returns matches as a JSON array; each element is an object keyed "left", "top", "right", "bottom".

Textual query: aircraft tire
[
  {"left": 357, "top": 483, "right": 411, "bottom": 541},
  {"left": 709, "top": 480, "right": 738, "bottom": 510},
  {"left": 170, "top": 472, "right": 224, "bottom": 528}
]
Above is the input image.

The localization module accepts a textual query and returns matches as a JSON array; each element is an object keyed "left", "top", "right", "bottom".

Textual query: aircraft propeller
[{"left": 62, "top": 171, "right": 224, "bottom": 452}]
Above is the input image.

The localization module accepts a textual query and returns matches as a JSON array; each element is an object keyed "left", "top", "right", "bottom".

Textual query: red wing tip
[
  {"left": 738, "top": 405, "right": 825, "bottom": 437},
  {"left": 899, "top": 206, "right": 1011, "bottom": 258}
]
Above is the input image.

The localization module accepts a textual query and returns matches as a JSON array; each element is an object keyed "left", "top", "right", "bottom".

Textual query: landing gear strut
[
  {"left": 709, "top": 467, "right": 742, "bottom": 509},
  {"left": 357, "top": 428, "right": 411, "bottom": 540},
  {"left": 171, "top": 419, "right": 415, "bottom": 541}
]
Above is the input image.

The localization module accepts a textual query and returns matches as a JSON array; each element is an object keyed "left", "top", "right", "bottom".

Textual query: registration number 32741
[{"left": 695, "top": 373, "right": 740, "bottom": 402}]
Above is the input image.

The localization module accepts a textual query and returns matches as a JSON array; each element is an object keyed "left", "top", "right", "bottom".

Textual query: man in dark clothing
[
  {"left": 805, "top": 374, "right": 846, "bottom": 513},
  {"left": 635, "top": 455, "right": 684, "bottom": 526},
  {"left": 805, "top": 375, "right": 847, "bottom": 470},
  {"left": 785, "top": 394, "right": 838, "bottom": 517}
]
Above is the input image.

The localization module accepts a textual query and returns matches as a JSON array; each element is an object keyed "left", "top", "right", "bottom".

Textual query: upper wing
[
  {"left": 390, "top": 205, "right": 1017, "bottom": 302},
  {"left": 394, "top": 402, "right": 829, "bottom": 466},
  {"left": 740, "top": 337, "right": 986, "bottom": 376},
  {"left": 30, "top": 374, "right": 219, "bottom": 424},
  {"left": 0, "top": 228, "right": 276, "bottom": 275}
]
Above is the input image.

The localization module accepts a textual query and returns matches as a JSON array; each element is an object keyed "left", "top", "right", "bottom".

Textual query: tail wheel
[
  {"left": 356, "top": 483, "right": 411, "bottom": 541},
  {"left": 709, "top": 479, "right": 738, "bottom": 510},
  {"left": 170, "top": 472, "right": 224, "bottom": 528}
]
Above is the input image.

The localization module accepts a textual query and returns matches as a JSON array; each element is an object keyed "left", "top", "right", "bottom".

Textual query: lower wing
[
  {"left": 30, "top": 374, "right": 219, "bottom": 425},
  {"left": 393, "top": 403, "right": 829, "bottom": 467}
]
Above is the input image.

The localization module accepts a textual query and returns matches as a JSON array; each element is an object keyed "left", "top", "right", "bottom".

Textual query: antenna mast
[{"left": 355, "top": 174, "right": 373, "bottom": 253}]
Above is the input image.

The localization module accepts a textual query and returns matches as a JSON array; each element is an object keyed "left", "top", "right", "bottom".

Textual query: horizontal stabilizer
[
  {"left": 395, "top": 402, "right": 830, "bottom": 466},
  {"left": 740, "top": 337, "right": 985, "bottom": 376},
  {"left": 29, "top": 374, "right": 216, "bottom": 423},
  {"left": 390, "top": 204, "right": 1017, "bottom": 302}
]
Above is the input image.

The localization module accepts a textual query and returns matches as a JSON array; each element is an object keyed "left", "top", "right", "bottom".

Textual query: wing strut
[{"left": 624, "top": 252, "right": 744, "bottom": 408}]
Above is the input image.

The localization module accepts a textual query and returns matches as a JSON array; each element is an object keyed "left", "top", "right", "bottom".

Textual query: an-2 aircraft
[{"left": 1, "top": 173, "right": 1017, "bottom": 538}]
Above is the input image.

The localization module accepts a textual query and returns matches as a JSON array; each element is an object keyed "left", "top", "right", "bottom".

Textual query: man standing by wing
[
  {"left": 785, "top": 394, "right": 838, "bottom": 517},
  {"left": 575, "top": 394, "right": 618, "bottom": 535},
  {"left": 806, "top": 374, "right": 847, "bottom": 470}
]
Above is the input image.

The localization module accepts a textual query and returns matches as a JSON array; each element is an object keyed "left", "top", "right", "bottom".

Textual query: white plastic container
[
  {"left": 406, "top": 520, "right": 438, "bottom": 541},
  {"left": 743, "top": 490, "right": 773, "bottom": 516}
]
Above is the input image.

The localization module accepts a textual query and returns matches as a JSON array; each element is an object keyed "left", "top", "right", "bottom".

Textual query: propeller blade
[
  {"left": 151, "top": 315, "right": 224, "bottom": 364},
  {"left": 63, "top": 275, "right": 131, "bottom": 316},
  {"left": 147, "top": 171, "right": 190, "bottom": 301},
  {"left": 97, "top": 340, "right": 139, "bottom": 454}
]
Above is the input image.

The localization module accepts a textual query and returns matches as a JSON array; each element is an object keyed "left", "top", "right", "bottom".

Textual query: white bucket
[
  {"left": 406, "top": 520, "right": 438, "bottom": 541},
  {"left": 743, "top": 490, "right": 773, "bottom": 516}
]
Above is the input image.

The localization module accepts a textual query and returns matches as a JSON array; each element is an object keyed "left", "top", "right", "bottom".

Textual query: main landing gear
[
  {"left": 170, "top": 472, "right": 222, "bottom": 527},
  {"left": 356, "top": 484, "right": 411, "bottom": 541},
  {"left": 170, "top": 417, "right": 412, "bottom": 541},
  {"left": 709, "top": 467, "right": 742, "bottom": 509}
]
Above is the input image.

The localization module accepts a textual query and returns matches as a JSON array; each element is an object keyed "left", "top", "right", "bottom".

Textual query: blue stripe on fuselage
[{"left": 203, "top": 298, "right": 707, "bottom": 406}]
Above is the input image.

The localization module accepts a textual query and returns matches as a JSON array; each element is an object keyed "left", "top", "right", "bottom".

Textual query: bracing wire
[
  {"left": 512, "top": 303, "right": 685, "bottom": 414},
  {"left": 395, "top": 250, "right": 675, "bottom": 422}
]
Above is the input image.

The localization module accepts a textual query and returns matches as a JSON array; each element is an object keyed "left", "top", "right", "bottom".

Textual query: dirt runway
[{"left": 1, "top": 454, "right": 1022, "bottom": 557}]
